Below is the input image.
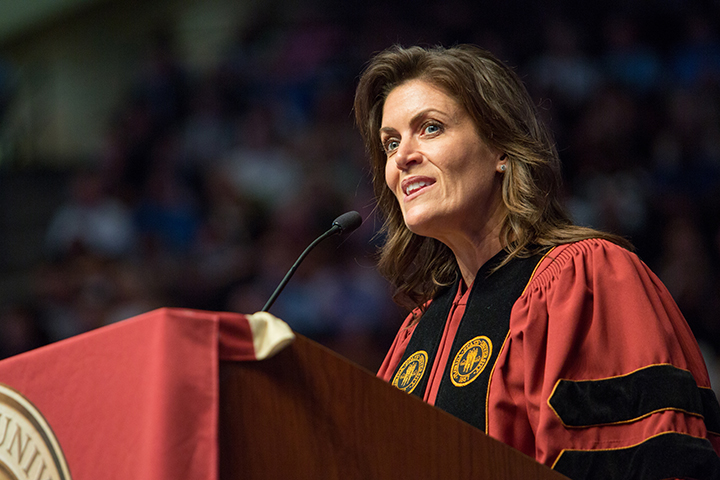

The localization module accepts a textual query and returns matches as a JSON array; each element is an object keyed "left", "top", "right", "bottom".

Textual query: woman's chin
[{"left": 403, "top": 216, "right": 436, "bottom": 238}]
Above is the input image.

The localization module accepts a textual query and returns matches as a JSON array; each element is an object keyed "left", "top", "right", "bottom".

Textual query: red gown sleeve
[{"left": 488, "top": 239, "right": 720, "bottom": 477}]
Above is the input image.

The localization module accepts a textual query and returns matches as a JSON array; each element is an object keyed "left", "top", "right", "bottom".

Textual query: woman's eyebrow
[{"left": 380, "top": 108, "right": 447, "bottom": 135}]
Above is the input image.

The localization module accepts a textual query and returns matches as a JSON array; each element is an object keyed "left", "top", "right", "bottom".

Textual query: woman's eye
[
  {"left": 424, "top": 123, "right": 441, "bottom": 135},
  {"left": 384, "top": 139, "right": 400, "bottom": 153}
]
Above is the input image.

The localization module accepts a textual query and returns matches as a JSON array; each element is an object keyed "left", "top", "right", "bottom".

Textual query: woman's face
[{"left": 380, "top": 79, "right": 506, "bottom": 245}]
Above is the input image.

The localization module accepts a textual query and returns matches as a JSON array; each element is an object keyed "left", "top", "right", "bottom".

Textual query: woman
[{"left": 354, "top": 45, "right": 720, "bottom": 479}]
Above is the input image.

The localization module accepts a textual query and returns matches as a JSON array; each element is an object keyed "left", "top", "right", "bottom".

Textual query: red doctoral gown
[{"left": 378, "top": 239, "right": 720, "bottom": 479}]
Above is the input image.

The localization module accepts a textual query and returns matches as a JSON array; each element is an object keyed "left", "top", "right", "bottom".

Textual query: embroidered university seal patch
[
  {"left": 450, "top": 336, "right": 492, "bottom": 387},
  {"left": 392, "top": 351, "right": 428, "bottom": 394},
  {"left": 0, "top": 384, "right": 72, "bottom": 480}
]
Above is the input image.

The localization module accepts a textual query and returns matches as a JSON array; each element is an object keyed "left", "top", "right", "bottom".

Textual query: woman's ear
[{"left": 497, "top": 154, "right": 508, "bottom": 173}]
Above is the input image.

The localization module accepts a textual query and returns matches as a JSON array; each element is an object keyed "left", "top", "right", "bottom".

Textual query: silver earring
[{"left": 500, "top": 164, "right": 507, "bottom": 172}]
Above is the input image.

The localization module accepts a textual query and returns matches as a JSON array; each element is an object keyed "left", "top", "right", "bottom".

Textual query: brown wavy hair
[{"left": 354, "top": 44, "right": 631, "bottom": 311}]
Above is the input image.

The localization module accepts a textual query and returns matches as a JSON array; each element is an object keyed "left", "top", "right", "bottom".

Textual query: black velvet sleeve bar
[
  {"left": 548, "top": 364, "right": 711, "bottom": 427},
  {"left": 553, "top": 432, "right": 720, "bottom": 480}
]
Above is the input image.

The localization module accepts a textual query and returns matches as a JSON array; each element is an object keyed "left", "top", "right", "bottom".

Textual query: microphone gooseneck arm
[{"left": 261, "top": 211, "right": 362, "bottom": 313}]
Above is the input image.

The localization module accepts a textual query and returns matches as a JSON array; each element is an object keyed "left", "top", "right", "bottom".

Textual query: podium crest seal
[
  {"left": 0, "top": 384, "right": 71, "bottom": 480},
  {"left": 392, "top": 351, "right": 428, "bottom": 394},
  {"left": 450, "top": 336, "right": 492, "bottom": 387}
]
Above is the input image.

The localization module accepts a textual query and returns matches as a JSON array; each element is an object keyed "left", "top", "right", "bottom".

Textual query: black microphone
[{"left": 261, "top": 211, "right": 363, "bottom": 312}]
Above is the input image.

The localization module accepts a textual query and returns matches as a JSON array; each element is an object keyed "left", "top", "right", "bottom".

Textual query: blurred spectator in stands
[
  {"left": 132, "top": 28, "right": 189, "bottom": 131},
  {"left": 658, "top": 215, "right": 720, "bottom": 355},
  {"left": 0, "top": 304, "right": 47, "bottom": 359},
  {"left": 529, "top": 17, "right": 602, "bottom": 113},
  {"left": 103, "top": 261, "right": 165, "bottom": 324},
  {"left": 651, "top": 87, "right": 720, "bottom": 199},
  {"left": 134, "top": 132, "right": 202, "bottom": 257},
  {"left": 179, "top": 75, "right": 235, "bottom": 190},
  {"left": 671, "top": 14, "right": 720, "bottom": 88},
  {"left": 269, "top": 8, "right": 346, "bottom": 128},
  {"left": 218, "top": 8, "right": 284, "bottom": 113},
  {"left": 220, "top": 106, "right": 303, "bottom": 212},
  {"left": 33, "top": 253, "right": 112, "bottom": 341},
  {"left": 176, "top": 165, "right": 264, "bottom": 310},
  {"left": 601, "top": 15, "right": 662, "bottom": 95},
  {"left": 44, "top": 168, "right": 137, "bottom": 259},
  {"left": 34, "top": 251, "right": 162, "bottom": 340},
  {"left": 565, "top": 86, "right": 650, "bottom": 239},
  {"left": 106, "top": 29, "right": 189, "bottom": 202}
]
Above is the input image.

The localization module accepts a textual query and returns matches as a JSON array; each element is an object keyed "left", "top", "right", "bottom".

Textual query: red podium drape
[{"left": 0, "top": 308, "right": 261, "bottom": 480}]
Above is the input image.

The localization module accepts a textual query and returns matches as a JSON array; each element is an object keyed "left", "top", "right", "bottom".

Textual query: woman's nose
[{"left": 394, "top": 139, "right": 422, "bottom": 170}]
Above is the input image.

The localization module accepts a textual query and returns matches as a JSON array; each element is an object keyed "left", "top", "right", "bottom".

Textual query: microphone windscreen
[{"left": 332, "top": 211, "right": 362, "bottom": 234}]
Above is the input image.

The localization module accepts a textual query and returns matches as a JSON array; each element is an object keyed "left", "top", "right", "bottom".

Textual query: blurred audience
[{"left": 0, "top": 2, "right": 718, "bottom": 379}]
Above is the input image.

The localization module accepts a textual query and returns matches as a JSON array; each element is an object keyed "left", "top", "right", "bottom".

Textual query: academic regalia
[{"left": 378, "top": 239, "right": 720, "bottom": 479}]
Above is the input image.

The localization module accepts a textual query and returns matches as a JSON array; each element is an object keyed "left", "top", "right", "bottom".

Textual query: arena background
[{"left": 0, "top": 0, "right": 718, "bottom": 393}]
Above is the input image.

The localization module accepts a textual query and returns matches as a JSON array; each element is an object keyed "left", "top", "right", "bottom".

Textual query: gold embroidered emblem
[
  {"left": 392, "top": 351, "right": 428, "bottom": 394},
  {"left": 0, "top": 384, "right": 72, "bottom": 480},
  {"left": 450, "top": 336, "right": 492, "bottom": 387}
]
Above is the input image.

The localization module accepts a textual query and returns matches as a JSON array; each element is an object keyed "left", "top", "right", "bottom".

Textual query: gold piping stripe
[
  {"left": 520, "top": 247, "right": 557, "bottom": 296},
  {"left": 550, "top": 430, "right": 710, "bottom": 469},
  {"left": 547, "top": 380, "right": 564, "bottom": 420},
  {"left": 549, "top": 362, "right": 690, "bottom": 387},
  {"left": 555, "top": 406, "right": 704, "bottom": 429},
  {"left": 485, "top": 328, "right": 513, "bottom": 434},
  {"left": 485, "top": 249, "right": 556, "bottom": 433}
]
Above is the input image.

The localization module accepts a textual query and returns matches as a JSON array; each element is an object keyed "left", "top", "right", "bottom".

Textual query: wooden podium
[
  {"left": 220, "top": 334, "right": 567, "bottom": 479},
  {"left": 0, "top": 308, "right": 567, "bottom": 479}
]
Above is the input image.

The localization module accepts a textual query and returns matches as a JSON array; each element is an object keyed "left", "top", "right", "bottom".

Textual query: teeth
[{"left": 404, "top": 181, "right": 430, "bottom": 195}]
